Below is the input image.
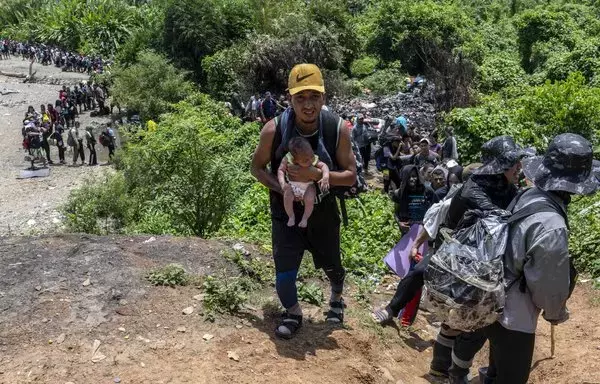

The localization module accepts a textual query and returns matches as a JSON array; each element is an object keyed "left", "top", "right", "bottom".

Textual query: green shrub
[
  {"left": 219, "top": 183, "right": 273, "bottom": 247},
  {"left": 62, "top": 172, "right": 132, "bottom": 235},
  {"left": 361, "top": 61, "right": 407, "bottom": 96},
  {"left": 202, "top": 275, "right": 250, "bottom": 319},
  {"left": 476, "top": 54, "right": 526, "bottom": 93},
  {"left": 111, "top": 50, "right": 195, "bottom": 122},
  {"left": 146, "top": 264, "right": 189, "bottom": 287},
  {"left": 350, "top": 56, "right": 379, "bottom": 78},
  {"left": 447, "top": 73, "right": 600, "bottom": 163},
  {"left": 120, "top": 94, "right": 245, "bottom": 237},
  {"left": 366, "top": 0, "right": 472, "bottom": 73},
  {"left": 569, "top": 193, "right": 600, "bottom": 279},
  {"left": 340, "top": 193, "right": 397, "bottom": 278},
  {"left": 297, "top": 282, "right": 324, "bottom": 306},
  {"left": 162, "top": 0, "right": 253, "bottom": 80}
]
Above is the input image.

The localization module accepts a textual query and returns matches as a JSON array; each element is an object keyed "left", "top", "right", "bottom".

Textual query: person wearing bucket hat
[
  {"left": 477, "top": 133, "right": 599, "bottom": 384},
  {"left": 431, "top": 135, "right": 533, "bottom": 382},
  {"left": 370, "top": 136, "right": 526, "bottom": 381},
  {"left": 251, "top": 63, "right": 357, "bottom": 339}
]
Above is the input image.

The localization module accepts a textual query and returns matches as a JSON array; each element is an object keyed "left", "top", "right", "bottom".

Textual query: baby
[{"left": 278, "top": 137, "right": 330, "bottom": 228}]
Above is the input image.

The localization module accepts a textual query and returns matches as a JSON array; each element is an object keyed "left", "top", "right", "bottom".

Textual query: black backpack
[
  {"left": 273, "top": 108, "right": 368, "bottom": 225},
  {"left": 99, "top": 131, "right": 110, "bottom": 147}
]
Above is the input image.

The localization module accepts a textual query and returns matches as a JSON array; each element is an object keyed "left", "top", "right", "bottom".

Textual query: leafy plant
[
  {"left": 350, "top": 56, "right": 379, "bottom": 78},
  {"left": 569, "top": 193, "right": 600, "bottom": 279},
  {"left": 111, "top": 50, "right": 195, "bottom": 122},
  {"left": 202, "top": 274, "right": 250, "bottom": 319},
  {"left": 351, "top": 276, "right": 376, "bottom": 305},
  {"left": 225, "top": 250, "right": 274, "bottom": 285},
  {"left": 361, "top": 61, "right": 407, "bottom": 96},
  {"left": 146, "top": 264, "right": 189, "bottom": 287},
  {"left": 62, "top": 172, "right": 133, "bottom": 234},
  {"left": 297, "top": 282, "right": 324, "bottom": 306}
]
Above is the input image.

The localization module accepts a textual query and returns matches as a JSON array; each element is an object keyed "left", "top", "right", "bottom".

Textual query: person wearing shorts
[{"left": 251, "top": 63, "right": 357, "bottom": 339}]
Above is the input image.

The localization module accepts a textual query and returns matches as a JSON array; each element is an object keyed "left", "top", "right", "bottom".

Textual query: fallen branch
[{"left": 0, "top": 70, "right": 27, "bottom": 78}]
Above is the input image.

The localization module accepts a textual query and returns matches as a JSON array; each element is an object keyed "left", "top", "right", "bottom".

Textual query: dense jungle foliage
[{"left": 3, "top": 0, "right": 600, "bottom": 280}]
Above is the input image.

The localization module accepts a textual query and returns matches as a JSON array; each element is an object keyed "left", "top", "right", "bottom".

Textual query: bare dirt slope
[
  {"left": 1, "top": 234, "right": 598, "bottom": 384},
  {"left": 0, "top": 58, "right": 112, "bottom": 236}
]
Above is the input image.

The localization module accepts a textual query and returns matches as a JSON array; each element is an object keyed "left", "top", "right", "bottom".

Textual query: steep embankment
[{"left": 1, "top": 234, "right": 598, "bottom": 384}]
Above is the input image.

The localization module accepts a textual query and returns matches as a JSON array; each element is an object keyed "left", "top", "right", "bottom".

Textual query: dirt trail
[
  {"left": 0, "top": 58, "right": 112, "bottom": 236},
  {"left": 1, "top": 234, "right": 598, "bottom": 384}
]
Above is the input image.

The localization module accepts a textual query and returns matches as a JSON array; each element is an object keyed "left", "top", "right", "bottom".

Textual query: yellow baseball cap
[{"left": 288, "top": 63, "right": 325, "bottom": 95}]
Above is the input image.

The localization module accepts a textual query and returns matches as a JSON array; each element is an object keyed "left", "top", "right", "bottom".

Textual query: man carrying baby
[{"left": 251, "top": 63, "right": 357, "bottom": 339}]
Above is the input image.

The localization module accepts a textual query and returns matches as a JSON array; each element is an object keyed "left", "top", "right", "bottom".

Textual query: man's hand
[
  {"left": 410, "top": 245, "right": 420, "bottom": 262},
  {"left": 287, "top": 165, "right": 321, "bottom": 183},
  {"left": 399, "top": 221, "right": 410, "bottom": 231}
]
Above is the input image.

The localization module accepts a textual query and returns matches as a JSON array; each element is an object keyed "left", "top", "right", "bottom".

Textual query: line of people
[
  {"left": 0, "top": 39, "right": 110, "bottom": 74},
  {"left": 22, "top": 87, "right": 116, "bottom": 167}
]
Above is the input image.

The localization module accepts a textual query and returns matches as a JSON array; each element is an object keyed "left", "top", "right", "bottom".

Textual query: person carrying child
[
  {"left": 251, "top": 63, "right": 357, "bottom": 339},
  {"left": 278, "top": 137, "right": 330, "bottom": 228}
]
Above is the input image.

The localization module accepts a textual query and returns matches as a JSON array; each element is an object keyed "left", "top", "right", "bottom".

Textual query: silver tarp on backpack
[{"left": 424, "top": 210, "right": 510, "bottom": 332}]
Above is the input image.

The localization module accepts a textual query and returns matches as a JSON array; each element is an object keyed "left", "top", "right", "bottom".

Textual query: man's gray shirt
[{"left": 500, "top": 187, "right": 571, "bottom": 334}]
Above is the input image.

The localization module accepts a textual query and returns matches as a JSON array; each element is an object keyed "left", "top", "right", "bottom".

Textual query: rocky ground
[
  {"left": 0, "top": 57, "right": 112, "bottom": 236},
  {"left": 1, "top": 234, "right": 599, "bottom": 384}
]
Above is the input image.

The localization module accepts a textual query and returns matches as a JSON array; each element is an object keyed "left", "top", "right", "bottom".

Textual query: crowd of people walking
[
  {"left": 22, "top": 85, "right": 116, "bottom": 168},
  {"left": 251, "top": 63, "right": 600, "bottom": 384},
  {"left": 1, "top": 38, "right": 110, "bottom": 74}
]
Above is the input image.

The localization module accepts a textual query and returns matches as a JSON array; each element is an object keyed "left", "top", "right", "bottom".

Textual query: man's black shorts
[{"left": 270, "top": 193, "right": 341, "bottom": 273}]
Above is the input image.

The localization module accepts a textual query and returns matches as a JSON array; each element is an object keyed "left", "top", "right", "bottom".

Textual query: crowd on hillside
[
  {"left": 22, "top": 85, "right": 116, "bottom": 167},
  {"left": 250, "top": 63, "right": 600, "bottom": 384},
  {"left": 0, "top": 38, "right": 111, "bottom": 74}
]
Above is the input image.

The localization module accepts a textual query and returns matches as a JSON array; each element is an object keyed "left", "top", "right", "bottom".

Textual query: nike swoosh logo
[{"left": 296, "top": 73, "right": 315, "bottom": 83}]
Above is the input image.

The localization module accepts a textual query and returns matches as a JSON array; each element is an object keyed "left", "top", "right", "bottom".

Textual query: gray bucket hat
[
  {"left": 522, "top": 133, "right": 600, "bottom": 195},
  {"left": 473, "top": 135, "right": 528, "bottom": 175}
]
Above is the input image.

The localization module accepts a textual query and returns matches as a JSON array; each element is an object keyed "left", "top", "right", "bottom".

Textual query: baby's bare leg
[
  {"left": 299, "top": 184, "right": 316, "bottom": 228},
  {"left": 283, "top": 185, "right": 295, "bottom": 227}
]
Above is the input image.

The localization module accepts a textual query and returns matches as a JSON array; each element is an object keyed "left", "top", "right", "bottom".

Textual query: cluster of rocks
[{"left": 329, "top": 84, "right": 438, "bottom": 137}]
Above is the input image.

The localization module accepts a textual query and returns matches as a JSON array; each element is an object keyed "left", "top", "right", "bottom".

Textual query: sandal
[
  {"left": 326, "top": 298, "right": 345, "bottom": 323},
  {"left": 371, "top": 306, "right": 393, "bottom": 324},
  {"left": 274, "top": 312, "right": 303, "bottom": 339}
]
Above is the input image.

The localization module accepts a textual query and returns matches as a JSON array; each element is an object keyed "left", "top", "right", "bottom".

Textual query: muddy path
[
  {"left": 1, "top": 234, "right": 598, "bottom": 384},
  {"left": 0, "top": 57, "right": 113, "bottom": 236}
]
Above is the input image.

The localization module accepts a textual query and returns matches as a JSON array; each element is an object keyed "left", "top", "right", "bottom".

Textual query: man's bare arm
[
  {"left": 277, "top": 157, "right": 288, "bottom": 190},
  {"left": 251, "top": 120, "right": 282, "bottom": 194},
  {"left": 410, "top": 229, "right": 431, "bottom": 260},
  {"left": 331, "top": 125, "right": 357, "bottom": 187}
]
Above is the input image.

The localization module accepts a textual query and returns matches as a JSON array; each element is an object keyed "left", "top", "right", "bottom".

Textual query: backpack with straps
[
  {"left": 274, "top": 108, "right": 368, "bottom": 225},
  {"left": 423, "top": 188, "right": 569, "bottom": 332},
  {"left": 99, "top": 131, "right": 110, "bottom": 147}
]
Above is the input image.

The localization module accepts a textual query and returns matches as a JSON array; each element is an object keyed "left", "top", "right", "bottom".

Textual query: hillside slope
[{"left": 1, "top": 234, "right": 598, "bottom": 384}]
